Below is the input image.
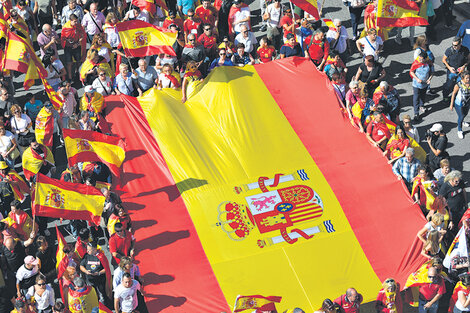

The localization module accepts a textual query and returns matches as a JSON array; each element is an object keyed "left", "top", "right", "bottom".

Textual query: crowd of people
[{"left": 0, "top": 0, "right": 467, "bottom": 310}]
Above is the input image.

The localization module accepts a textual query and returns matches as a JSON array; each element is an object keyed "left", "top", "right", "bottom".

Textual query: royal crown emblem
[
  {"left": 18, "top": 48, "right": 30, "bottom": 63},
  {"left": 45, "top": 188, "right": 65, "bottom": 208},
  {"left": 216, "top": 170, "right": 336, "bottom": 247},
  {"left": 76, "top": 139, "right": 92, "bottom": 152},
  {"left": 132, "top": 31, "right": 149, "bottom": 48}
]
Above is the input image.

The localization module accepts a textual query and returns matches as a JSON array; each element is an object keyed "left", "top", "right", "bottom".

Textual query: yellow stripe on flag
[
  {"left": 135, "top": 66, "right": 381, "bottom": 311},
  {"left": 65, "top": 137, "right": 125, "bottom": 167}
]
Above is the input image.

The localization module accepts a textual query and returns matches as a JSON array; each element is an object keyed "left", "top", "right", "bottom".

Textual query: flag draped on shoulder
[
  {"left": 404, "top": 261, "right": 433, "bottom": 307},
  {"left": 116, "top": 20, "right": 177, "bottom": 57},
  {"left": 290, "top": 0, "right": 320, "bottom": 20},
  {"left": 63, "top": 129, "right": 126, "bottom": 177},
  {"left": 22, "top": 144, "right": 55, "bottom": 181},
  {"left": 33, "top": 173, "right": 105, "bottom": 225},
  {"left": 35, "top": 107, "right": 54, "bottom": 148},
  {"left": 377, "top": 0, "right": 428, "bottom": 27},
  {"left": 233, "top": 295, "right": 282, "bottom": 312}
]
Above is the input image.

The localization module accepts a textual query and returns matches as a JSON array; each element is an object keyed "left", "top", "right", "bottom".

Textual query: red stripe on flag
[
  {"left": 121, "top": 45, "right": 176, "bottom": 58},
  {"left": 290, "top": 0, "right": 320, "bottom": 19},
  {"left": 377, "top": 16, "right": 429, "bottom": 27}
]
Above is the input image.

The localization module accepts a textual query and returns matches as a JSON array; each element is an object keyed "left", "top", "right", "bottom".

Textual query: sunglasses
[
  {"left": 99, "top": 73, "right": 105, "bottom": 76},
  {"left": 187, "top": 14, "right": 194, "bottom": 17},
  {"left": 204, "top": 28, "right": 211, "bottom": 31},
  {"left": 37, "top": 283, "right": 46, "bottom": 286},
  {"left": 220, "top": 53, "right": 226, "bottom": 55},
  {"left": 189, "top": 39, "right": 195, "bottom": 41},
  {"left": 385, "top": 279, "right": 395, "bottom": 284},
  {"left": 13, "top": 111, "right": 20, "bottom": 114}
]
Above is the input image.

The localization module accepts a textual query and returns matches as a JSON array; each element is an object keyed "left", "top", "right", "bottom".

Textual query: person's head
[
  {"left": 106, "top": 12, "right": 117, "bottom": 24},
  {"left": 417, "top": 165, "right": 428, "bottom": 179},
  {"left": 80, "top": 110, "right": 90, "bottom": 122},
  {"left": 395, "top": 124, "right": 407, "bottom": 139},
  {"left": 431, "top": 257, "right": 443, "bottom": 272},
  {"left": 114, "top": 222, "right": 125, "bottom": 237},
  {"left": 94, "top": 68, "right": 106, "bottom": 81},
  {"left": 364, "top": 55, "right": 374, "bottom": 66},
  {"left": 414, "top": 34, "right": 427, "bottom": 50},
  {"left": 233, "top": 0, "right": 243, "bottom": 7},
  {"left": 439, "top": 159, "right": 450, "bottom": 176},
  {"left": 202, "top": 0, "right": 210, "bottom": 8},
  {"left": 404, "top": 147, "right": 415, "bottom": 162},
  {"left": 349, "top": 81, "right": 360, "bottom": 94},
  {"left": 131, "top": 4, "right": 140, "bottom": 14},
  {"left": 461, "top": 273, "right": 470, "bottom": 287},
  {"left": 260, "top": 36, "right": 269, "bottom": 47},
  {"left": 87, "top": 49, "right": 100, "bottom": 63},
  {"left": 333, "top": 18, "right": 341, "bottom": 28},
  {"left": 17, "top": 0, "right": 27, "bottom": 8},
  {"left": 429, "top": 123, "right": 443, "bottom": 135},
  {"left": 138, "top": 58, "right": 148, "bottom": 71},
  {"left": 461, "top": 70, "right": 470, "bottom": 85},
  {"left": 430, "top": 195, "right": 447, "bottom": 212},
  {"left": 24, "top": 255, "right": 39, "bottom": 269},
  {"left": 86, "top": 241, "right": 98, "bottom": 255},
  {"left": 14, "top": 298, "right": 27, "bottom": 313},
  {"left": 35, "top": 274, "right": 47, "bottom": 289},
  {"left": 373, "top": 111, "right": 383, "bottom": 123},
  {"left": 240, "top": 25, "right": 248, "bottom": 37},
  {"left": 53, "top": 300, "right": 66, "bottom": 313},
  {"left": 359, "top": 89, "right": 368, "bottom": 101},
  {"left": 69, "top": 13, "right": 78, "bottom": 26},
  {"left": 0, "top": 87, "right": 8, "bottom": 101},
  {"left": 219, "top": 48, "right": 227, "bottom": 59},
  {"left": 73, "top": 276, "right": 86, "bottom": 288},
  {"left": 367, "top": 28, "right": 377, "bottom": 41},
  {"left": 313, "top": 28, "right": 325, "bottom": 41},
  {"left": 379, "top": 81, "right": 389, "bottom": 93},
  {"left": 90, "top": 2, "right": 98, "bottom": 14},
  {"left": 36, "top": 235, "right": 48, "bottom": 251},
  {"left": 115, "top": 203, "right": 127, "bottom": 216},
  {"left": 283, "top": 5, "right": 292, "bottom": 16},
  {"left": 452, "top": 37, "right": 462, "bottom": 50},
  {"left": 119, "top": 63, "right": 129, "bottom": 75},
  {"left": 10, "top": 103, "right": 22, "bottom": 116},
  {"left": 42, "top": 24, "right": 52, "bottom": 35},
  {"left": 445, "top": 170, "right": 462, "bottom": 186},
  {"left": 286, "top": 33, "right": 296, "bottom": 45},
  {"left": 10, "top": 199, "right": 21, "bottom": 214},
  {"left": 162, "top": 64, "right": 173, "bottom": 75},
  {"left": 186, "top": 60, "right": 197, "bottom": 72},
  {"left": 0, "top": 124, "right": 6, "bottom": 139},
  {"left": 44, "top": 101, "right": 53, "bottom": 113},
  {"left": 321, "top": 299, "right": 335, "bottom": 312},
  {"left": 122, "top": 272, "right": 133, "bottom": 288},
  {"left": 237, "top": 42, "right": 245, "bottom": 54},
  {"left": 402, "top": 114, "right": 412, "bottom": 130},
  {"left": 274, "top": 0, "right": 281, "bottom": 5},
  {"left": 417, "top": 50, "right": 428, "bottom": 64},
  {"left": 187, "top": 33, "right": 196, "bottom": 44},
  {"left": 91, "top": 33, "right": 105, "bottom": 47},
  {"left": 30, "top": 139, "right": 40, "bottom": 151},
  {"left": 186, "top": 8, "right": 195, "bottom": 19},
  {"left": 331, "top": 72, "right": 341, "bottom": 83},
  {"left": 346, "top": 288, "right": 359, "bottom": 302},
  {"left": 382, "top": 278, "right": 397, "bottom": 293},
  {"left": 168, "top": 10, "right": 176, "bottom": 18},
  {"left": 68, "top": 0, "right": 77, "bottom": 9},
  {"left": 119, "top": 256, "right": 133, "bottom": 272},
  {"left": 78, "top": 227, "right": 90, "bottom": 241},
  {"left": 328, "top": 50, "right": 339, "bottom": 62},
  {"left": 431, "top": 213, "right": 444, "bottom": 226},
  {"left": 425, "top": 231, "right": 440, "bottom": 255}
]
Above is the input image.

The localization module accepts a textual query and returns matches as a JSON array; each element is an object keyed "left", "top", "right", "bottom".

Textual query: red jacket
[{"left": 334, "top": 294, "right": 363, "bottom": 313}]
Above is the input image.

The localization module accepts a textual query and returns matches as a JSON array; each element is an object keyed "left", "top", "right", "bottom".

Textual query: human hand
[
  {"left": 450, "top": 67, "right": 457, "bottom": 74},
  {"left": 181, "top": 95, "right": 187, "bottom": 103},
  {"left": 423, "top": 302, "right": 432, "bottom": 309}
]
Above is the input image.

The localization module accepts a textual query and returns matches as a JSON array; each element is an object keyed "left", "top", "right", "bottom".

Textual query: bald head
[{"left": 42, "top": 24, "right": 52, "bottom": 33}]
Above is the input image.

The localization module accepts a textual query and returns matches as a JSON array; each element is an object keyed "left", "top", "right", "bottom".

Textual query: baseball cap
[
  {"left": 430, "top": 123, "right": 443, "bottom": 132},
  {"left": 84, "top": 85, "right": 95, "bottom": 93},
  {"left": 0, "top": 161, "right": 8, "bottom": 169},
  {"left": 24, "top": 255, "right": 39, "bottom": 265}
]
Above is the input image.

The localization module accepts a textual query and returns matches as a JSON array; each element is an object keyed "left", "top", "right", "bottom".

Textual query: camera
[{"left": 425, "top": 129, "right": 433, "bottom": 139}]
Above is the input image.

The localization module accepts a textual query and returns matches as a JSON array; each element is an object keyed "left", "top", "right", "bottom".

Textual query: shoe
[
  {"left": 443, "top": 96, "right": 451, "bottom": 103},
  {"left": 463, "top": 122, "right": 470, "bottom": 127},
  {"left": 260, "top": 24, "right": 267, "bottom": 32},
  {"left": 413, "top": 115, "right": 420, "bottom": 122},
  {"left": 44, "top": 229, "right": 51, "bottom": 236},
  {"left": 458, "top": 131, "right": 464, "bottom": 139},
  {"left": 419, "top": 106, "right": 426, "bottom": 115},
  {"left": 352, "top": 36, "right": 357, "bottom": 41},
  {"left": 428, "top": 88, "right": 437, "bottom": 95},
  {"left": 395, "top": 37, "right": 402, "bottom": 45}
]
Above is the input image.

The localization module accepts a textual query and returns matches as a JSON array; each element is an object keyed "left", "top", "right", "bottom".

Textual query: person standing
[
  {"left": 82, "top": 3, "right": 105, "bottom": 42},
  {"left": 114, "top": 273, "right": 141, "bottom": 313},
  {"left": 442, "top": 37, "right": 470, "bottom": 102},
  {"left": 417, "top": 267, "right": 446, "bottom": 313},
  {"left": 392, "top": 148, "right": 422, "bottom": 190},
  {"left": 410, "top": 51, "right": 434, "bottom": 122},
  {"left": 457, "top": 19, "right": 470, "bottom": 50},
  {"left": 334, "top": 288, "right": 363, "bottom": 313},
  {"left": 440, "top": 170, "right": 467, "bottom": 228},
  {"left": 426, "top": 123, "right": 449, "bottom": 172},
  {"left": 343, "top": 0, "right": 366, "bottom": 40},
  {"left": 450, "top": 71, "right": 470, "bottom": 139}
]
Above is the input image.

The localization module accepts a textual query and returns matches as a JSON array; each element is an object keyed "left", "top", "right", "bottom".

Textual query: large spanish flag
[
  {"left": 33, "top": 173, "right": 105, "bottom": 225},
  {"left": 35, "top": 107, "right": 54, "bottom": 148},
  {"left": 104, "top": 57, "right": 426, "bottom": 312},
  {"left": 116, "top": 20, "right": 177, "bottom": 57},
  {"left": 377, "top": 0, "right": 428, "bottom": 27},
  {"left": 3, "top": 31, "right": 33, "bottom": 74},
  {"left": 63, "top": 129, "right": 126, "bottom": 177},
  {"left": 290, "top": 0, "right": 320, "bottom": 20}
]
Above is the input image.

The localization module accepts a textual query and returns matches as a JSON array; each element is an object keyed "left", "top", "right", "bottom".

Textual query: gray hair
[
  {"left": 379, "top": 81, "right": 389, "bottom": 89},
  {"left": 73, "top": 276, "right": 86, "bottom": 288},
  {"left": 313, "top": 28, "right": 324, "bottom": 36},
  {"left": 293, "top": 309, "right": 305, "bottom": 313},
  {"left": 138, "top": 58, "right": 147, "bottom": 66},
  {"left": 349, "top": 80, "right": 359, "bottom": 89},
  {"left": 444, "top": 170, "right": 462, "bottom": 183},
  {"left": 333, "top": 18, "right": 341, "bottom": 26},
  {"left": 42, "top": 24, "right": 51, "bottom": 32},
  {"left": 405, "top": 147, "right": 415, "bottom": 156}
]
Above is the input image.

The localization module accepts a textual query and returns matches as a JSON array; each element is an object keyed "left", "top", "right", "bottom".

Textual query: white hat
[
  {"left": 430, "top": 123, "right": 443, "bottom": 132},
  {"left": 84, "top": 85, "right": 95, "bottom": 93}
]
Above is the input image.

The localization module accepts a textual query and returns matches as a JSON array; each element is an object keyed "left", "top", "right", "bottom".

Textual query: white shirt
[
  {"left": 406, "top": 126, "right": 420, "bottom": 142},
  {"left": 125, "top": 9, "right": 150, "bottom": 23},
  {"left": 92, "top": 77, "right": 113, "bottom": 96},
  {"left": 46, "top": 59, "right": 64, "bottom": 87},
  {"left": 234, "top": 32, "right": 258, "bottom": 54},
  {"left": 326, "top": 26, "right": 349, "bottom": 54},
  {"left": 233, "top": 6, "right": 250, "bottom": 33},
  {"left": 357, "top": 35, "right": 383, "bottom": 60},
  {"left": 16, "top": 265, "right": 39, "bottom": 284},
  {"left": 11, "top": 114, "right": 32, "bottom": 135},
  {"left": 158, "top": 73, "right": 177, "bottom": 88},
  {"left": 266, "top": 3, "right": 282, "bottom": 28},
  {"left": 104, "top": 24, "right": 120, "bottom": 48},
  {"left": 114, "top": 280, "right": 140, "bottom": 313},
  {"left": 0, "top": 131, "right": 14, "bottom": 153},
  {"left": 26, "top": 284, "right": 55, "bottom": 310}
]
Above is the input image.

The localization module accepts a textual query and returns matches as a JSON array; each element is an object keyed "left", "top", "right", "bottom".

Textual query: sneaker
[
  {"left": 419, "top": 107, "right": 426, "bottom": 115},
  {"left": 395, "top": 37, "right": 402, "bottom": 45},
  {"left": 458, "top": 131, "right": 464, "bottom": 139},
  {"left": 428, "top": 88, "right": 437, "bottom": 95},
  {"left": 463, "top": 122, "right": 470, "bottom": 127},
  {"left": 260, "top": 24, "right": 267, "bottom": 32}
]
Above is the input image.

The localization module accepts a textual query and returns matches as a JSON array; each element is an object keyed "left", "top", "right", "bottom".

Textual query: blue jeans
[
  {"left": 454, "top": 306, "right": 470, "bottom": 313},
  {"left": 419, "top": 298, "right": 439, "bottom": 313},
  {"left": 443, "top": 71, "right": 459, "bottom": 98},
  {"left": 413, "top": 87, "right": 427, "bottom": 115},
  {"left": 348, "top": 6, "right": 364, "bottom": 38},
  {"left": 455, "top": 105, "right": 470, "bottom": 131}
]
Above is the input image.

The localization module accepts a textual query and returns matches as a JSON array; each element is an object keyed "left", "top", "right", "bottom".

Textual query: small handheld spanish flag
[{"left": 233, "top": 295, "right": 282, "bottom": 312}]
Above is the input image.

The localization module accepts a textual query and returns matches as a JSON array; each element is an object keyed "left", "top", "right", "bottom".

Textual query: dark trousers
[
  {"left": 455, "top": 105, "right": 470, "bottom": 131},
  {"left": 442, "top": 0, "right": 454, "bottom": 26},
  {"left": 348, "top": 6, "right": 364, "bottom": 38},
  {"left": 413, "top": 87, "right": 427, "bottom": 115}
]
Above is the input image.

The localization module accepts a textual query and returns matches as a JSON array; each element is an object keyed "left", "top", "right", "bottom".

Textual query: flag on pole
[
  {"left": 323, "top": 18, "right": 335, "bottom": 30},
  {"left": 35, "top": 107, "right": 54, "bottom": 148},
  {"left": 444, "top": 225, "right": 468, "bottom": 269},
  {"left": 116, "top": 20, "right": 177, "bottom": 57},
  {"left": 289, "top": 0, "right": 320, "bottom": 20},
  {"left": 376, "top": 0, "right": 428, "bottom": 27},
  {"left": 56, "top": 225, "right": 66, "bottom": 272},
  {"left": 63, "top": 129, "right": 126, "bottom": 177},
  {"left": 233, "top": 295, "right": 282, "bottom": 312},
  {"left": 33, "top": 173, "right": 105, "bottom": 225}
]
